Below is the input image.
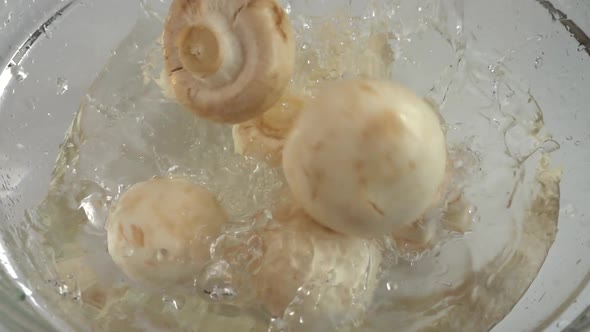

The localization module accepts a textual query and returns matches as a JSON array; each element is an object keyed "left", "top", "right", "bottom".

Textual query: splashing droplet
[
  {"left": 541, "top": 139, "right": 560, "bottom": 153},
  {"left": 56, "top": 77, "right": 69, "bottom": 95},
  {"left": 534, "top": 56, "right": 543, "bottom": 69},
  {"left": 12, "top": 67, "right": 28, "bottom": 82},
  {"left": 123, "top": 247, "right": 135, "bottom": 257}
]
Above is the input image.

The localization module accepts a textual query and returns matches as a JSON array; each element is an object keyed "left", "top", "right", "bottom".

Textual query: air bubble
[{"left": 541, "top": 139, "right": 560, "bottom": 153}]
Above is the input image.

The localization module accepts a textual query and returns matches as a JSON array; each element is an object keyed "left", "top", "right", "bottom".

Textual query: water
[
  {"left": 16, "top": 1, "right": 561, "bottom": 331},
  {"left": 56, "top": 77, "right": 68, "bottom": 95}
]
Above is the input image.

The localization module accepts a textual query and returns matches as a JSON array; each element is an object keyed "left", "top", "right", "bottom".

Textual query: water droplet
[
  {"left": 123, "top": 247, "right": 135, "bottom": 257},
  {"left": 385, "top": 281, "right": 399, "bottom": 291},
  {"left": 40, "top": 23, "right": 53, "bottom": 38},
  {"left": 197, "top": 260, "right": 240, "bottom": 303},
  {"left": 561, "top": 204, "right": 576, "bottom": 218},
  {"left": 165, "top": 296, "right": 185, "bottom": 310},
  {"left": 541, "top": 139, "right": 560, "bottom": 153},
  {"left": 79, "top": 190, "right": 109, "bottom": 230},
  {"left": 56, "top": 77, "right": 69, "bottom": 95},
  {"left": 12, "top": 67, "right": 28, "bottom": 82},
  {"left": 534, "top": 56, "right": 543, "bottom": 69},
  {"left": 1, "top": 12, "right": 12, "bottom": 29},
  {"left": 263, "top": 209, "right": 273, "bottom": 221},
  {"left": 209, "top": 285, "right": 237, "bottom": 301},
  {"left": 566, "top": 136, "right": 573, "bottom": 141},
  {"left": 575, "top": 141, "right": 582, "bottom": 146},
  {"left": 269, "top": 317, "right": 288, "bottom": 332},
  {"left": 57, "top": 282, "right": 69, "bottom": 296},
  {"left": 488, "top": 64, "right": 497, "bottom": 74}
]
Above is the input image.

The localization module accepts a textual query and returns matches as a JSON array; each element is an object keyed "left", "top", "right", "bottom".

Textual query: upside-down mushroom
[{"left": 163, "top": 0, "right": 296, "bottom": 123}]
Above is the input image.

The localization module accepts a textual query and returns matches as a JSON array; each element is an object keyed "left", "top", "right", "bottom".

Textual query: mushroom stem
[
  {"left": 233, "top": 93, "right": 306, "bottom": 166},
  {"left": 176, "top": 25, "right": 224, "bottom": 76}
]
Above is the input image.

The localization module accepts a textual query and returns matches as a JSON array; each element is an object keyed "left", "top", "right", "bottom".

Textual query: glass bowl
[{"left": 0, "top": 0, "right": 589, "bottom": 331}]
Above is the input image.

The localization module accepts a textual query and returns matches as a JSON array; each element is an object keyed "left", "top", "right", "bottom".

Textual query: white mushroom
[
  {"left": 163, "top": 0, "right": 295, "bottom": 123},
  {"left": 249, "top": 204, "right": 382, "bottom": 330},
  {"left": 232, "top": 94, "right": 305, "bottom": 166},
  {"left": 283, "top": 80, "right": 447, "bottom": 237},
  {"left": 106, "top": 177, "right": 228, "bottom": 290}
]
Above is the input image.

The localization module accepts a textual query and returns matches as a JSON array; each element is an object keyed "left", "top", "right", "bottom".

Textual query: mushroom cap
[
  {"left": 232, "top": 94, "right": 305, "bottom": 166},
  {"left": 251, "top": 205, "right": 382, "bottom": 329},
  {"left": 283, "top": 80, "right": 447, "bottom": 237},
  {"left": 163, "top": 0, "right": 296, "bottom": 123},
  {"left": 106, "top": 177, "right": 227, "bottom": 290}
]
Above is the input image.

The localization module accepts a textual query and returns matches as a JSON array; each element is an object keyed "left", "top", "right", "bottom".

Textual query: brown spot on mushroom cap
[
  {"left": 270, "top": 2, "right": 288, "bottom": 41},
  {"left": 361, "top": 110, "right": 405, "bottom": 146},
  {"left": 117, "top": 223, "right": 127, "bottom": 243},
  {"left": 409, "top": 160, "right": 417, "bottom": 170},
  {"left": 130, "top": 225, "right": 145, "bottom": 248},
  {"left": 369, "top": 201, "right": 385, "bottom": 216},
  {"left": 355, "top": 160, "right": 365, "bottom": 172},
  {"left": 359, "top": 82, "right": 378, "bottom": 95},
  {"left": 311, "top": 141, "right": 324, "bottom": 152}
]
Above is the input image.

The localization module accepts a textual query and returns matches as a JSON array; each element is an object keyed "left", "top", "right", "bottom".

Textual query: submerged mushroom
[
  {"left": 106, "top": 177, "right": 228, "bottom": 290},
  {"left": 163, "top": 0, "right": 296, "bottom": 123},
  {"left": 232, "top": 94, "right": 306, "bottom": 166},
  {"left": 248, "top": 204, "right": 382, "bottom": 330},
  {"left": 283, "top": 79, "right": 447, "bottom": 237}
]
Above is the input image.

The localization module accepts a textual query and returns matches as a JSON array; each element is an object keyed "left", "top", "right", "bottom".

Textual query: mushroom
[
  {"left": 162, "top": 0, "right": 296, "bottom": 123},
  {"left": 283, "top": 79, "right": 447, "bottom": 237},
  {"left": 232, "top": 94, "right": 306, "bottom": 166},
  {"left": 106, "top": 177, "right": 228, "bottom": 290},
  {"left": 249, "top": 204, "right": 382, "bottom": 330}
]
